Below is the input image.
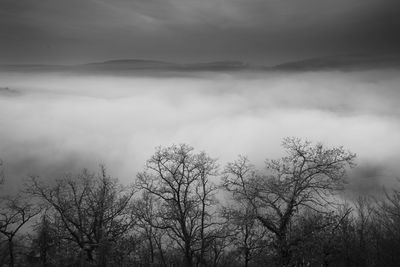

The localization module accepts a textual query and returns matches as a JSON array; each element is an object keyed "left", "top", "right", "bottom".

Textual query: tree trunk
[
  {"left": 154, "top": 235, "right": 167, "bottom": 267},
  {"left": 185, "top": 241, "right": 193, "bottom": 267},
  {"left": 85, "top": 248, "right": 95, "bottom": 264},
  {"left": 213, "top": 249, "right": 219, "bottom": 267},
  {"left": 244, "top": 224, "right": 250, "bottom": 267},
  {"left": 199, "top": 181, "right": 206, "bottom": 267},
  {"left": 148, "top": 233, "right": 154, "bottom": 264},
  {"left": 8, "top": 239, "right": 14, "bottom": 267},
  {"left": 97, "top": 241, "right": 109, "bottom": 267},
  {"left": 277, "top": 234, "right": 290, "bottom": 267},
  {"left": 244, "top": 249, "right": 250, "bottom": 267}
]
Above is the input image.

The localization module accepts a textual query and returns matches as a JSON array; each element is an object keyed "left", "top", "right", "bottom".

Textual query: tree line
[{"left": 0, "top": 138, "right": 399, "bottom": 266}]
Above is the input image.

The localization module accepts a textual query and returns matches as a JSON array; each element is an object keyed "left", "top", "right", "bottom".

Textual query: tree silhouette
[
  {"left": 223, "top": 137, "right": 355, "bottom": 265},
  {"left": 0, "top": 194, "right": 41, "bottom": 267},
  {"left": 26, "top": 166, "right": 135, "bottom": 266},
  {"left": 137, "top": 144, "right": 219, "bottom": 267}
]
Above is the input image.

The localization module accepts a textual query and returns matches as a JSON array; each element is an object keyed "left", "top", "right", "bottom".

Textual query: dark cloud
[{"left": 1, "top": 0, "right": 399, "bottom": 64}]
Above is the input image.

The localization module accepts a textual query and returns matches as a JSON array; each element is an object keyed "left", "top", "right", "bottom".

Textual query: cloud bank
[{"left": 0, "top": 69, "right": 399, "bottom": 195}]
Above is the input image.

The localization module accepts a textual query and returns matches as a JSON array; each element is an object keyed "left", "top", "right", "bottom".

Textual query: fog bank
[{"left": 0, "top": 69, "right": 399, "bottom": 195}]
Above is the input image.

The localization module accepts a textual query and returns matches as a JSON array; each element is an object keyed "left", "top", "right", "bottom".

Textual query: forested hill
[{"left": 1, "top": 54, "right": 400, "bottom": 73}]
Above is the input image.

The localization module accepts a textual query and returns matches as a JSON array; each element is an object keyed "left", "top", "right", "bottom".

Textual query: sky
[
  {"left": 1, "top": 0, "right": 400, "bottom": 64},
  {"left": 0, "top": 0, "right": 400, "bottom": 198}
]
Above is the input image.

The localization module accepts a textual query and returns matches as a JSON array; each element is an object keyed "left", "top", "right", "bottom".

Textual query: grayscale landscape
[{"left": 1, "top": 0, "right": 400, "bottom": 266}]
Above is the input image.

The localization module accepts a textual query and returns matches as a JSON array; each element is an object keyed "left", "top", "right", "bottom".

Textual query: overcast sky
[
  {"left": 1, "top": 0, "right": 400, "bottom": 64},
  {"left": 1, "top": 0, "right": 400, "bottom": 198}
]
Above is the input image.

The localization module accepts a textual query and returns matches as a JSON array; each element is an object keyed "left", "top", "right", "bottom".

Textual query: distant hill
[
  {"left": 0, "top": 59, "right": 251, "bottom": 73},
  {"left": 184, "top": 61, "right": 249, "bottom": 70},
  {"left": 1, "top": 54, "right": 400, "bottom": 73},
  {"left": 81, "top": 59, "right": 180, "bottom": 70},
  {"left": 80, "top": 59, "right": 250, "bottom": 71},
  {"left": 269, "top": 54, "right": 400, "bottom": 71}
]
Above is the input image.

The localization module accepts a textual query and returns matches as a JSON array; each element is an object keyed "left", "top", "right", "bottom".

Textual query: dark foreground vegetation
[{"left": 0, "top": 138, "right": 399, "bottom": 266}]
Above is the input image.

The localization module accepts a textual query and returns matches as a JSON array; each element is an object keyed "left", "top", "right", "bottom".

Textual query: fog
[{"left": 1, "top": 69, "right": 399, "bottom": 195}]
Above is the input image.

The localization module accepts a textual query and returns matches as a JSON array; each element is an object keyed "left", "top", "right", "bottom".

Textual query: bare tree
[
  {"left": 0, "top": 194, "right": 41, "bottom": 267},
  {"left": 373, "top": 187, "right": 400, "bottom": 265},
  {"left": 287, "top": 205, "right": 353, "bottom": 266},
  {"left": 352, "top": 196, "right": 374, "bottom": 265},
  {"left": 223, "top": 203, "right": 269, "bottom": 267},
  {"left": 134, "top": 191, "right": 168, "bottom": 266},
  {"left": 223, "top": 137, "right": 355, "bottom": 265},
  {"left": 30, "top": 213, "right": 56, "bottom": 267},
  {"left": 136, "top": 144, "right": 219, "bottom": 267},
  {"left": 26, "top": 166, "right": 135, "bottom": 266}
]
